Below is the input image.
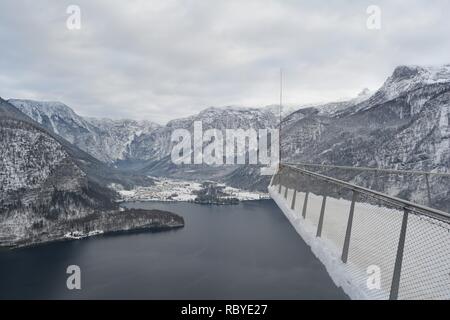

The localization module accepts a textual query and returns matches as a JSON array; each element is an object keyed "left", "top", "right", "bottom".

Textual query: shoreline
[
  {"left": 5, "top": 224, "right": 185, "bottom": 250},
  {"left": 2, "top": 198, "right": 273, "bottom": 250},
  {"left": 117, "top": 197, "right": 270, "bottom": 204},
  {"left": 1, "top": 208, "right": 185, "bottom": 250}
]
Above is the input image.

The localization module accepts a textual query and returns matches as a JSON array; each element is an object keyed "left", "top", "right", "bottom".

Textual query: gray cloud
[{"left": 1, "top": 0, "right": 449, "bottom": 123}]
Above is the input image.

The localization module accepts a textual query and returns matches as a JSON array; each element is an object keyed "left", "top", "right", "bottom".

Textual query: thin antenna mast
[{"left": 279, "top": 68, "right": 282, "bottom": 169}]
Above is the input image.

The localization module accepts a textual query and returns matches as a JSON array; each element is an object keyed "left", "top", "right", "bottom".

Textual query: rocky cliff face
[
  {"left": 8, "top": 99, "right": 279, "bottom": 167},
  {"left": 0, "top": 98, "right": 116, "bottom": 246},
  {"left": 9, "top": 99, "right": 160, "bottom": 163},
  {"left": 129, "top": 106, "right": 279, "bottom": 181},
  {"left": 222, "top": 65, "right": 450, "bottom": 211},
  {"left": 0, "top": 98, "right": 162, "bottom": 247},
  {"left": 283, "top": 66, "right": 450, "bottom": 168},
  {"left": 279, "top": 65, "right": 450, "bottom": 210},
  {"left": 5, "top": 64, "right": 450, "bottom": 211},
  {"left": 128, "top": 106, "right": 278, "bottom": 161}
]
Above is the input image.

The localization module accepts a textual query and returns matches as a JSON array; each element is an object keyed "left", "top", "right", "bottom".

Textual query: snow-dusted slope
[
  {"left": 6, "top": 64, "right": 450, "bottom": 209},
  {"left": 85, "top": 117, "right": 160, "bottom": 162},
  {"left": 128, "top": 105, "right": 278, "bottom": 182},
  {"left": 0, "top": 98, "right": 118, "bottom": 246},
  {"left": 8, "top": 99, "right": 161, "bottom": 163},
  {"left": 318, "top": 88, "right": 373, "bottom": 115},
  {"left": 373, "top": 65, "right": 450, "bottom": 102},
  {"left": 351, "top": 65, "right": 450, "bottom": 114},
  {"left": 128, "top": 105, "right": 278, "bottom": 163},
  {"left": 0, "top": 97, "right": 161, "bottom": 247},
  {"left": 47, "top": 64, "right": 449, "bottom": 205},
  {"left": 279, "top": 64, "right": 450, "bottom": 210},
  {"left": 0, "top": 121, "right": 80, "bottom": 195},
  {"left": 8, "top": 99, "right": 91, "bottom": 135}
]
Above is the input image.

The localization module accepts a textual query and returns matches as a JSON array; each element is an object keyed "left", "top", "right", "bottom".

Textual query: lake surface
[{"left": 0, "top": 200, "right": 347, "bottom": 299}]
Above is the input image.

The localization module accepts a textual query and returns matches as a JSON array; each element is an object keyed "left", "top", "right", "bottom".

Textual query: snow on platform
[{"left": 269, "top": 185, "right": 450, "bottom": 300}]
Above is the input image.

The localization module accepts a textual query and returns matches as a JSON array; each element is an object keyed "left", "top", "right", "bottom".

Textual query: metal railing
[
  {"left": 270, "top": 164, "right": 450, "bottom": 300},
  {"left": 285, "top": 162, "right": 450, "bottom": 213}
]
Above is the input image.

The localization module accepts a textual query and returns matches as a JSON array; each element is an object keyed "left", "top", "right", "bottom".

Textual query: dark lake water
[{"left": 0, "top": 200, "right": 347, "bottom": 299}]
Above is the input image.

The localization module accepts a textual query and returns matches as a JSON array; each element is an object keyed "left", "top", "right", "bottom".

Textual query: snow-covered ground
[
  {"left": 64, "top": 230, "right": 104, "bottom": 240},
  {"left": 269, "top": 184, "right": 450, "bottom": 300},
  {"left": 111, "top": 178, "right": 269, "bottom": 202},
  {"left": 222, "top": 186, "right": 270, "bottom": 201},
  {"left": 113, "top": 179, "right": 202, "bottom": 202}
]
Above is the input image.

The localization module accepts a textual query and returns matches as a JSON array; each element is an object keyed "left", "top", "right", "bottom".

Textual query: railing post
[
  {"left": 341, "top": 191, "right": 358, "bottom": 263},
  {"left": 302, "top": 192, "right": 309, "bottom": 219},
  {"left": 284, "top": 186, "right": 288, "bottom": 199},
  {"left": 316, "top": 196, "right": 327, "bottom": 237},
  {"left": 389, "top": 208, "right": 409, "bottom": 300},
  {"left": 291, "top": 190, "right": 297, "bottom": 210},
  {"left": 425, "top": 174, "right": 432, "bottom": 207}
]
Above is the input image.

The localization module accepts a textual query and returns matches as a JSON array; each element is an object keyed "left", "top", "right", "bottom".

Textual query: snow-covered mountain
[
  {"left": 6, "top": 98, "right": 279, "bottom": 185},
  {"left": 0, "top": 98, "right": 116, "bottom": 246},
  {"left": 126, "top": 105, "right": 278, "bottom": 163},
  {"left": 279, "top": 64, "right": 450, "bottom": 210},
  {"left": 5, "top": 64, "right": 450, "bottom": 210},
  {"left": 369, "top": 64, "right": 450, "bottom": 104},
  {"left": 126, "top": 105, "right": 279, "bottom": 182},
  {"left": 8, "top": 99, "right": 160, "bottom": 163},
  {"left": 317, "top": 88, "right": 373, "bottom": 115},
  {"left": 0, "top": 97, "right": 161, "bottom": 247},
  {"left": 85, "top": 117, "right": 160, "bottom": 162},
  {"left": 6, "top": 99, "right": 279, "bottom": 178}
]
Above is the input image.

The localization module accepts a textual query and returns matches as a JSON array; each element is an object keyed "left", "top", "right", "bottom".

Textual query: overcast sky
[{"left": 0, "top": 0, "right": 449, "bottom": 123}]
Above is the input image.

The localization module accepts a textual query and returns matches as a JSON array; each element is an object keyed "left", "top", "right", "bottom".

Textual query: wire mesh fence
[
  {"left": 398, "top": 209, "right": 450, "bottom": 299},
  {"left": 270, "top": 164, "right": 450, "bottom": 300},
  {"left": 286, "top": 163, "right": 450, "bottom": 213},
  {"left": 346, "top": 192, "right": 404, "bottom": 299}
]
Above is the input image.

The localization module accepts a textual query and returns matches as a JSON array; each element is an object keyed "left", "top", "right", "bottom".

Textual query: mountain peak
[
  {"left": 8, "top": 99, "right": 71, "bottom": 112},
  {"left": 8, "top": 99, "right": 87, "bottom": 131},
  {"left": 371, "top": 64, "right": 450, "bottom": 103},
  {"left": 391, "top": 65, "right": 421, "bottom": 80},
  {"left": 390, "top": 64, "right": 450, "bottom": 84}
]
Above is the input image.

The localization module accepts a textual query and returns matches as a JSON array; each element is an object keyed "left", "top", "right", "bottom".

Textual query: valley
[
  {"left": 114, "top": 177, "right": 269, "bottom": 203},
  {"left": 1, "top": 64, "right": 450, "bottom": 248}
]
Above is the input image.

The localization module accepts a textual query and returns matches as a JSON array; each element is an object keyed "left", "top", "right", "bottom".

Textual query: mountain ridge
[
  {"left": 0, "top": 97, "right": 175, "bottom": 247},
  {"left": 8, "top": 99, "right": 161, "bottom": 164},
  {"left": 4, "top": 63, "right": 450, "bottom": 210}
]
